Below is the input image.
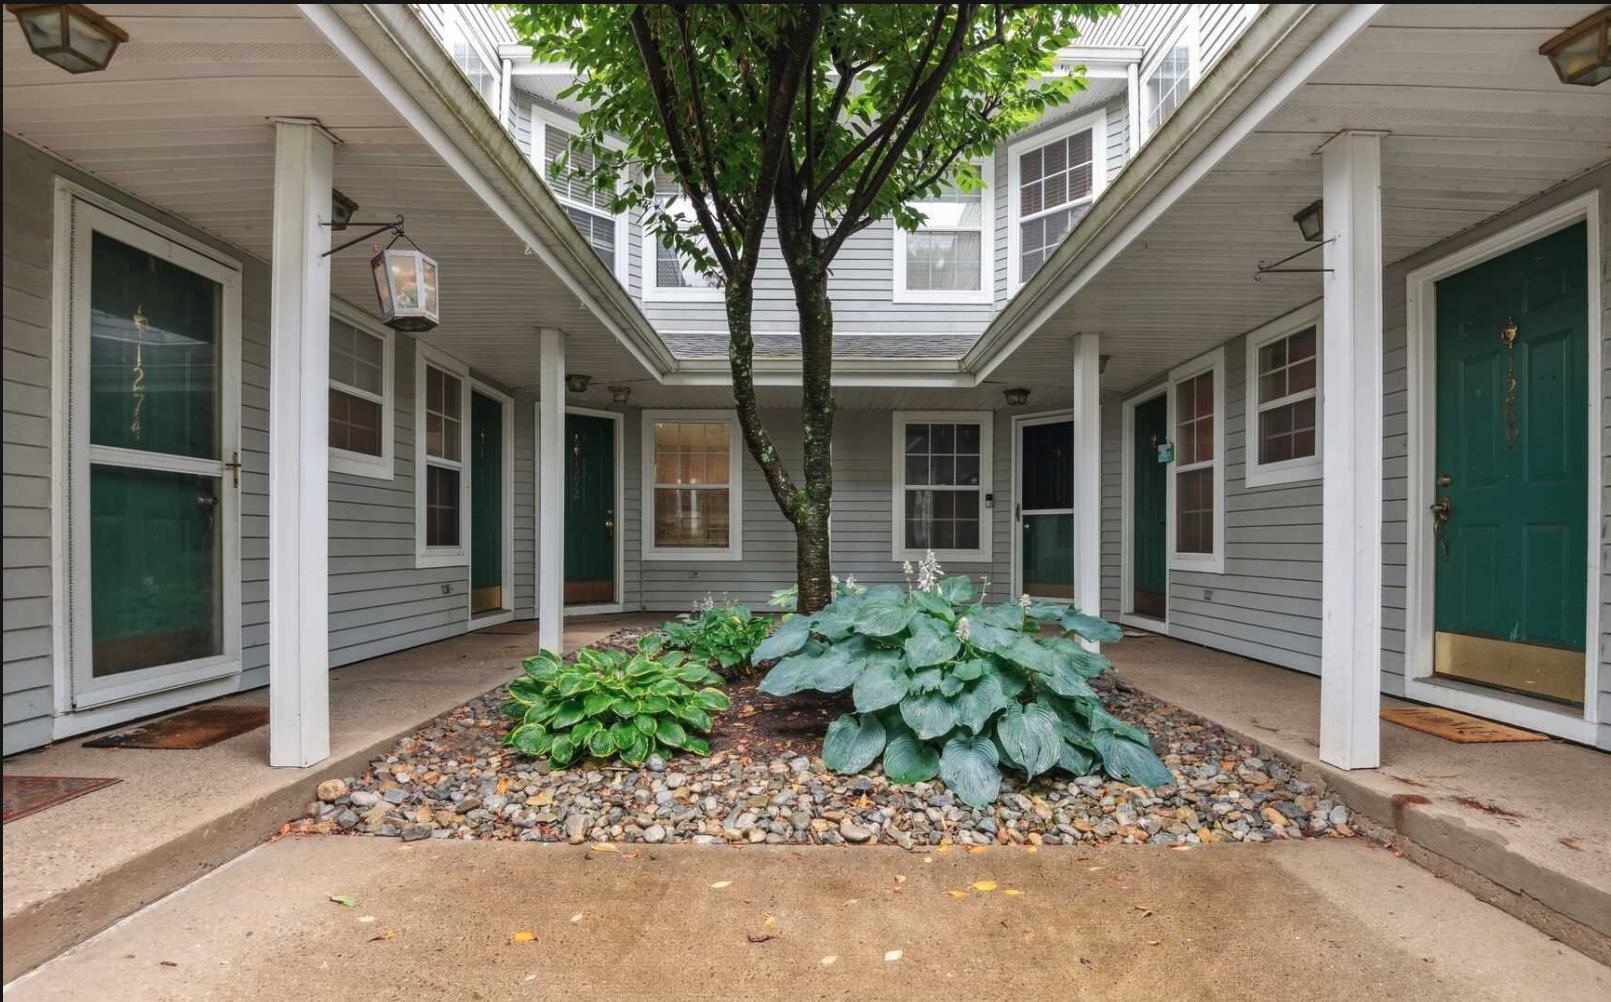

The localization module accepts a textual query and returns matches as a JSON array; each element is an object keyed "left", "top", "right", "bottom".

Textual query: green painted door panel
[
  {"left": 1019, "top": 420, "right": 1075, "bottom": 600},
  {"left": 565, "top": 413, "right": 615, "bottom": 591},
  {"left": 1433, "top": 221, "right": 1587, "bottom": 651},
  {"left": 1132, "top": 394, "right": 1169, "bottom": 613},
  {"left": 470, "top": 391, "right": 504, "bottom": 598}
]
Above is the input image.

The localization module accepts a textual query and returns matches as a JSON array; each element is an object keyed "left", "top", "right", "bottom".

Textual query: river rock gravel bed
[{"left": 292, "top": 629, "right": 1358, "bottom": 849}]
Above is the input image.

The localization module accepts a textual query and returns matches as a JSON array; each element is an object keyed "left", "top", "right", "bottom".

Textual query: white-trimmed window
[
  {"left": 415, "top": 343, "right": 471, "bottom": 567},
  {"left": 1007, "top": 110, "right": 1106, "bottom": 287},
  {"left": 1167, "top": 347, "right": 1224, "bottom": 573},
  {"left": 531, "top": 107, "right": 627, "bottom": 277},
  {"left": 1244, "top": 306, "right": 1322, "bottom": 487},
  {"left": 1142, "top": 13, "right": 1197, "bottom": 140},
  {"left": 894, "top": 166, "right": 993, "bottom": 303},
  {"left": 328, "top": 308, "right": 393, "bottom": 479},
  {"left": 641, "top": 410, "right": 743, "bottom": 560},
  {"left": 436, "top": 6, "right": 500, "bottom": 110},
  {"left": 643, "top": 171, "right": 723, "bottom": 302},
  {"left": 892, "top": 411, "right": 993, "bottom": 562}
]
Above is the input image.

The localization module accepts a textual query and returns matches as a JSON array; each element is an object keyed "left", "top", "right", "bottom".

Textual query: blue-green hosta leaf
[
  {"left": 753, "top": 615, "right": 811, "bottom": 663},
  {"left": 809, "top": 603, "right": 859, "bottom": 642},
  {"left": 953, "top": 658, "right": 989, "bottom": 681},
  {"left": 822, "top": 713, "right": 887, "bottom": 774},
  {"left": 852, "top": 655, "right": 911, "bottom": 713},
  {"left": 1037, "top": 659, "right": 1097, "bottom": 701},
  {"left": 1057, "top": 740, "right": 1097, "bottom": 776},
  {"left": 1023, "top": 599, "right": 1070, "bottom": 622},
  {"left": 1059, "top": 610, "right": 1123, "bottom": 644},
  {"left": 955, "top": 670, "right": 1010, "bottom": 733},
  {"left": 974, "top": 602, "right": 1027, "bottom": 631},
  {"left": 909, "top": 667, "right": 943, "bottom": 692},
  {"left": 899, "top": 690, "right": 961, "bottom": 741},
  {"left": 996, "top": 662, "right": 1029, "bottom": 699},
  {"left": 860, "top": 584, "right": 906, "bottom": 604},
  {"left": 997, "top": 635, "right": 1069, "bottom": 678},
  {"left": 940, "top": 733, "right": 1002, "bottom": 808},
  {"left": 760, "top": 642, "right": 860, "bottom": 696},
  {"left": 1087, "top": 704, "right": 1151, "bottom": 745},
  {"left": 937, "top": 575, "right": 977, "bottom": 606},
  {"left": 855, "top": 601, "right": 915, "bottom": 637},
  {"left": 939, "top": 672, "right": 965, "bottom": 698},
  {"left": 965, "top": 620, "right": 1018, "bottom": 654},
  {"left": 994, "top": 702, "right": 1063, "bottom": 779},
  {"left": 911, "top": 588, "right": 955, "bottom": 622},
  {"left": 1094, "top": 731, "right": 1175, "bottom": 788},
  {"left": 905, "top": 629, "right": 961, "bottom": 668},
  {"left": 882, "top": 733, "right": 941, "bottom": 784}
]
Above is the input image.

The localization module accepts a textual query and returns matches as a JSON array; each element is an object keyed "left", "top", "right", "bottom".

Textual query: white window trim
[
  {"left": 1243, "top": 302, "right": 1323, "bottom": 488},
  {"left": 892, "top": 160, "right": 994, "bottom": 305},
  {"left": 1166, "top": 346, "right": 1225, "bottom": 574},
  {"left": 1006, "top": 107, "right": 1108, "bottom": 290},
  {"left": 891, "top": 410, "right": 995, "bottom": 563},
  {"left": 1140, "top": 9, "right": 1199, "bottom": 143},
  {"left": 640, "top": 409, "right": 744, "bottom": 562},
  {"left": 529, "top": 103, "right": 629, "bottom": 280},
  {"left": 641, "top": 179, "right": 724, "bottom": 303},
  {"left": 414, "top": 341, "right": 472, "bottom": 568},
  {"left": 328, "top": 299, "right": 395, "bottom": 480}
]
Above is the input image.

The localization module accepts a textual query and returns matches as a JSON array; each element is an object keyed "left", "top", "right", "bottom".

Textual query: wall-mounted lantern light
[
  {"left": 322, "top": 215, "right": 439, "bottom": 333},
  {"left": 331, "top": 189, "right": 359, "bottom": 230},
  {"left": 6, "top": 3, "right": 128, "bottom": 74},
  {"left": 566, "top": 374, "right": 592, "bottom": 394},
  {"left": 1539, "top": 8, "right": 1610, "bottom": 86},
  {"left": 1002, "top": 387, "right": 1030, "bottom": 407},
  {"left": 608, "top": 384, "right": 632, "bottom": 405},
  {"left": 1293, "top": 199, "right": 1324, "bottom": 242}
]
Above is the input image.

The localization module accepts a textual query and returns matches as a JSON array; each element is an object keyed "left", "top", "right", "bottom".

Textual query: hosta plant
[
  {"left": 503, "top": 635, "right": 730, "bottom": 768},
  {"left": 661, "top": 600, "right": 773, "bottom": 674},
  {"left": 755, "top": 571, "right": 1173, "bottom": 808}
]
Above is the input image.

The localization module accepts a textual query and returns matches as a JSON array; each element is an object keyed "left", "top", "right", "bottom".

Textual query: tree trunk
[{"left": 789, "top": 256, "right": 836, "bottom": 614}]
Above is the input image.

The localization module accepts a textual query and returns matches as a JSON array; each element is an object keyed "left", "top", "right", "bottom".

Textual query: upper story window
[
  {"left": 328, "top": 311, "right": 393, "bottom": 479},
  {"left": 435, "top": 6, "right": 500, "bottom": 110},
  {"left": 893, "top": 166, "right": 993, "bottom": 304},
  {"left": 1244, "top": 306, "right": 1322, "bottom": 487},
  {"left": 1142, "top": 13, "right": 1197, "bottom": 139},
  {"left": 1007, "top": 110, "right": 1106, "bottom": 288},
  {"left": 531, "top": 107, "right": 627, "bottom": 278},
  {"left": 643, "top": 171, "right": 722, "bottom": 302}
]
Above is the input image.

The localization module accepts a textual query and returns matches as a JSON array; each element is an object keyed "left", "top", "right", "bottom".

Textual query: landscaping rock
[{"left": 316, "top": 779, "right": 349, "bottom": 803}]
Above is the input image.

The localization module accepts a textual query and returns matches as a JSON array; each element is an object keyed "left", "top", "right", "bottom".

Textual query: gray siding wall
[{"left": 1080, "top": 3, "right": 1254, "bottom": 73}]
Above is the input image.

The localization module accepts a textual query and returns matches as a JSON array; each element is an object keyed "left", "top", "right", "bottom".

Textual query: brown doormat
[
  {"left": 83, "top": 704, "right": 269, "bottom": 750},
  {"left": 3, "top": 775, "right": 122, "bottom": 823},
  {"left": 1380, "top": 707, "right": 1549, "bottom": 744}
]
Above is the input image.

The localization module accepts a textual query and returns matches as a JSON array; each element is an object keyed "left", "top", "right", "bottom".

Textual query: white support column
[
  {"left": 1319, "top": 130, "right": 1386, "bottom": 770},
  {"left": 1126, "top": 62, "right": 1141, "bottom": 157},
  {"left": 1072, "top": 333, "right": 1103, "bottom": 617},
  {"left": 268, "top": 119, "right": 334, "bottom": 768},
  {"left": 536, "top": 328, "right": 566, "bottom": 653}
]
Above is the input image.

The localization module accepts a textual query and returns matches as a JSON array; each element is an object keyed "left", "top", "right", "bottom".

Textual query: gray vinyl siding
[{"left": 1079, "top": 3, "right": 1254, "bottom": 70}]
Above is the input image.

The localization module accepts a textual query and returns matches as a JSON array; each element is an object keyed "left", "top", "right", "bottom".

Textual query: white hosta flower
[
  {"left": 916, "top": 550, "right": 944, "bottom": 592},
  {"left": 954, "top": 616, "right": 971, "bottom": 643},
  {"left": 902, "top": 560, "right": 913, "bottom": 576},
  {"left": 843, "top": 574, "right": 858, "bottom": 592},
  {"left": 1019, "top": 593, "right": 1032, "bottom": 611}
]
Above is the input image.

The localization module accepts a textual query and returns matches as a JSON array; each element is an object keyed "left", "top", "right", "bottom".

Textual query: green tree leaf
[
  {"left": 822, "top": 713, "right": 887, "bottom": 774},
  {"left": 882, "top": 733, "right": 941, "bottom": 784},
  {"left": 940, "top": 733, "right": 1002, "bottom": 808}
]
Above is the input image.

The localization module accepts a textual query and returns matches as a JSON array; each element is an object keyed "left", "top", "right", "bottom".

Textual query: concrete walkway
[
  {"left": 0, "top": 614, "right": 659, "bottom": 981},
  {"left": 1107, "top": 634, "right": 1611, "bottom": 964},
  {"left": 7, "top": 838, "right": 1605, "bottom": 1000}
]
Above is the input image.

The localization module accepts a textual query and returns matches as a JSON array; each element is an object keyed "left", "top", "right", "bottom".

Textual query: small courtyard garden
[{"left": 295, "top": 565, "right": 1358, "bottom": 849}]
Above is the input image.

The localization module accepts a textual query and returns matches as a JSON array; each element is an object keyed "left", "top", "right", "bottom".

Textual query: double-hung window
[
  {"left": 415, "top": 344, "right": 470, "bottom": 567},
  {"left": 1142, "top": 14, "right": 1197, "bottom": 140},
  {"left": 1245, "top": 308, "right": 1322, "bottom": 487},
  {"left": 643, "top": 171, "right": 722, "bottom": 301},
  {"left": 328, "top": 311, "right": 393, "bottom": 479},
  {"left": 532, "top": 108, "right": 626, "bottom": 277},
  {"left": 642, "top": 411, "right": 743, "bottom": 560},
  {"left": 436, "top": 6, "right": 500, "bottom": 110},
  {"left": 893, "top": 166, "right": 993, "bottom": 303},
  {"left": 1008, "top": 111, "right": 1106, "bottom": 287},
  {"left": 893, "top": 412, "right": 993, "bottom": 562},
  {"left": 1168, "top": 348, "right": 1224, "bottom": 572}
]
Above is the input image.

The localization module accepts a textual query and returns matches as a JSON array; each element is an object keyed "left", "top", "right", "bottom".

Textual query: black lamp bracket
[
  {"left": 321, "top": 215, "right": 406, "bottom": 258},
  {"left": 1254, "top": 237, "right": 1334, "bottom": 281}
]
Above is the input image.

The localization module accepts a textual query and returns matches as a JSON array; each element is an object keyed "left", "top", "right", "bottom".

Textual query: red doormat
[
  {"left": 82, "top": 704, "right": 268, "bottom": 750},
  {"left": 3, "top": 774, "right": 122, "bottom": 824},
  {"left": 1380, "top": 707, "right": 1548, "bottom": 743}
]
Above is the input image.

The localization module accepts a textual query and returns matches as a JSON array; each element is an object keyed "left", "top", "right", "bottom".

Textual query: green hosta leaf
[
  {"left": 937, "top": 575, "right": 977, "bottom": 606},
  {"left": 683, "top": 736, "right": 710, "bottom": 757},
  {"left": 508, "top": 677, "right": 542, "bottom": 702},
  {"left": 1094, "top": 731, "right": 1175, "bottom": 788},
  {"left": 571, "top": 719, "right": 601, "bottom": 741},
  {"left": 639, "top": 693, "right": 671, "bottom": 714},
  {"left": 586, "top": 728, "right": 616, "bottom": 758},
  {"left": 675, "top": 704, "right": 712, "bottom": 732},
  {"left": 855, "top": 600, "right": 915, "bottom": 637},
  {"left": 899, "top": 690, "right": 961, "bottom": 741},
  {"left": 911, "top": 588, "right": 955, "bottom": 622},
  {"left": 506, "top": 723, "right": 546, "bottom": 756},
  {"left": 637, "top": 632, "right": 665, "bottom": 657},
  {"left": 955, "top": 670, "right": 1010, "bottom": 733},
  {"left": 656, "top": 718, "right": 689, "bottom": 749},
  {"left": 1060, "top": 610, "right": 1123, "bottom": 644},
  {"left": 696, "top": 687, "right": 731, "bottom": 711},
  {"left": 633, "top": 714, "right": 659, "bottom": 736},
  {"left": 620, "top": 733, "right": 651, "bottom": 766},
  {"left": 940, "top": 733, "right": 1002, "bottom": 808},
  {"left": 882, "top": 733, "right": 941, "bottom": 784},
  {"left": 852, "top": 656, "right": 911, "bottom": 713},
  {"left": 550, "top": 700, "right": 586, "bottom": 730},
  {"left": 609, "top": 720, "right": 637, "bottom": 746},
  {"left": 965, "top": 620, "right": 1018, "bottom": 654},
  {"left": 997, "top": 635, "right": 1068, "bottom": 677},
  {"left": 760, "top": 641, "right": 861, "bottom": 696},
  {"left": 994, "top": 702, "right": 1062, "bottom": 779},
  {"left": 610, "top": 696, "right": 639, "bottom": 719},
  {"left": 754, "top": 615, "right": 811, "bottom": 663},
  {"left": 822, "top": 713, "right": 887, "bottom": 774},
  {"left": 1087, "top": 704, "right": 1150, "bottom": 745},
  {"left": 904, "top": 629, "right": 961, "bottom": 668},
  {"left": 549, "top": 734, "right": 577, "bottom": 767},
  {"left": 1058, "top": 741, "right": 1097, "bottom": 776}
]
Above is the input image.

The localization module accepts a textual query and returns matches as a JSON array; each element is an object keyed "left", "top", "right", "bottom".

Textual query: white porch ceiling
[{"left": 988, "top": 3, "right": 1611, "bottom": 397}]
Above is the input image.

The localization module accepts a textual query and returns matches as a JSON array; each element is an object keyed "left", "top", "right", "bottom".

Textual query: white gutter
[{"left": 963, "top": 3, "right": 1384, "bottom": 383}]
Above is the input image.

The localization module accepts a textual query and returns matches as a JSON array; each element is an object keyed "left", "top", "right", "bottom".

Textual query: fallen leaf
[
  {"left": 966, "top": 846, "right": 986, "bottom": 854},
  {"left": 328, "top": 894, "right": 356, "bottom": 908},
  {"left": 746, "top": 933, "right": 778, "bottom": 944},
  {"left": 496, "top": 776, "right": 509, "bottom": 796},
  {"left": 569, "top": 913, "right": 583, "bottom": 924},
  {"left": 369, "top": 930, "right": 397, "bottom": 942},
  {"left": 884, "top": 950, "right": 903, "bottom": 962},
  {"left": 970, "top": 880, "right": 998, "bottom": 892},
  {"left": 1024, "top": 846, "right": 1039, "bottom": 854},
  {"left": 820, "top": 956, "right": 838, "bottom": 966},
  {"left": 1003, "top": 888, "right": 1023, "bottom": 897},
  {"left": 946, "top": 890, "right": 968, "bottom": 899},
  {"left": 590, "top": 843, "right": 619, "bottom": 853},
  {"left": 710, "top": 880, "right": 733, "bottom": 889},
  {"left": 763, "top": 914, "right": 778, "bottom": 928},
  {"left": 935, "top": 844, "right": 952, "bottom": 854},
  {"left": 511, "top": 931, "right": 538, "bottom": 943}
]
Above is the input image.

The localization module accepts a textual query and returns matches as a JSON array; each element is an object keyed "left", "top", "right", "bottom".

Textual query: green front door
[
  {"left": 1131, "top": 394, "right": 1168, "bottom": 620},
  {"left": 470, "top": 391, "right": 504, "bottom": 615},
  {"left": 565, "top": 413, "right": 616, "bottom": 605},
  {"left": 1432, "top": 221, "right": 1588, "bottom": 704}
]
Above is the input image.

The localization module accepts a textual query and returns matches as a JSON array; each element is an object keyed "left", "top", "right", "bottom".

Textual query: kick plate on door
[{"left": 1433, "top": 632, "right": 1585, "bottom": 705}]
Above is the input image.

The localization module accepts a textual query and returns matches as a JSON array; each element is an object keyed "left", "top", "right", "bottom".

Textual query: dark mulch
[{"left": 705, "top": 672, "right": 842, "bottom": 760}]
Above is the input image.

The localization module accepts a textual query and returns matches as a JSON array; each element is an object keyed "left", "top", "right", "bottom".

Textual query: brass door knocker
[{"left": 1500, "top": 319, "right": 1519, "bottom": 449}]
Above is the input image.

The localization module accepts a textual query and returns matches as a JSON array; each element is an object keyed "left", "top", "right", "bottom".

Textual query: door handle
[
  {"left": 604, "top": 518, "right": 615, "bottom": 537},
  {"left": 1429, "top": 496, "right": 1452, "bottom": 561}
]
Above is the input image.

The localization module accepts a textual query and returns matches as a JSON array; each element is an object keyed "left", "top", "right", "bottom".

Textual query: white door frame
[
  {"left": 540, "top": 404, "right": 626, "bottom": 616},
  {"left": 1009, "top": 410, "right": 1075, "bottom": 601},
  {"left": 465, "top": 380, "right": 517, "bottom": 631},
  {"left": 1119, "top": 385, "right": 1170, "bottom": 634},
  {"left": 51, "top": 181, "right": 244, "bottom": 718},
  {"left": 1403, "top": 189, "right": 1602, "bottom": 744}
]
